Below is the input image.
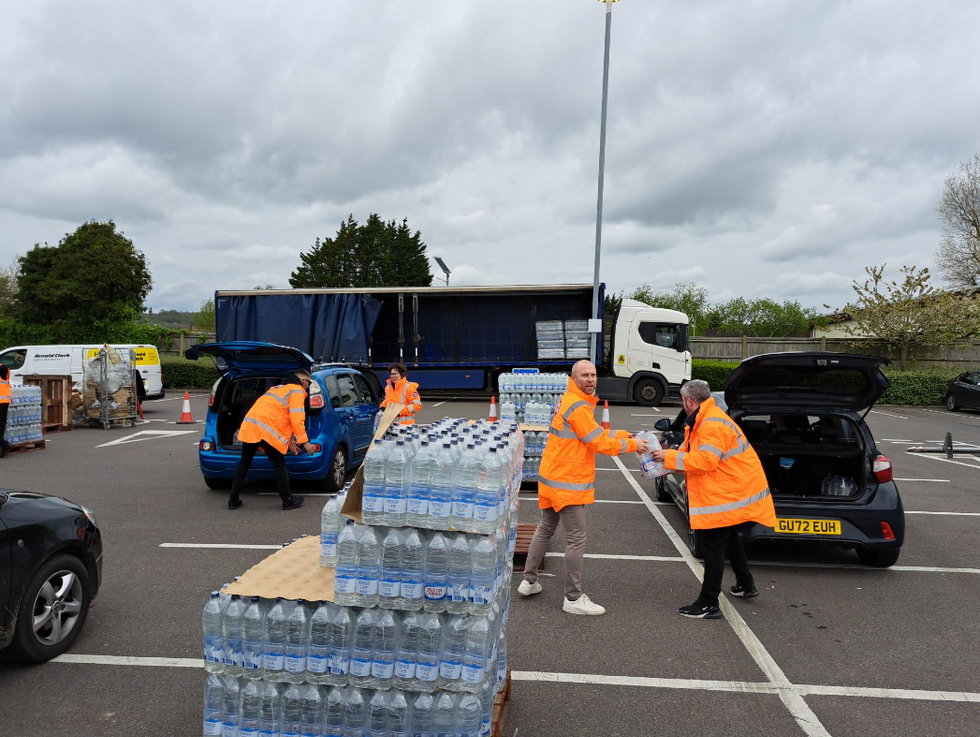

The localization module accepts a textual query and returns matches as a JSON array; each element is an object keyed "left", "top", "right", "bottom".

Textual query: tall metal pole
[{"left": 591, "top": 0, "right": 614, "bottom": 364}]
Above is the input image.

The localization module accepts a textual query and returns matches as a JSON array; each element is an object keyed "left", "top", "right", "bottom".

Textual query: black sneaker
[
  {"left": 282, "top": 496, "right": 305, "bottom": 511},
  {"left": 228, "top": 499, "right": 243, "bottom": 510},
  {"left": 678, "top": 602, "right": 722, "bottom": 619},
  {"left": 730, "top": 584, "right": 759, "bottom": 598}
]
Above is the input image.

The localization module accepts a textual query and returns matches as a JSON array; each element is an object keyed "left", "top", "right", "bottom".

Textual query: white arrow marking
[{"left": 96, "top": 430, "right": 199, "bottom": 448}]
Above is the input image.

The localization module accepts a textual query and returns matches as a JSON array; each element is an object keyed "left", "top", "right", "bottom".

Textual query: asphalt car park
[{"left": 1, "top": 394, "right": 979, "bottom": 736}]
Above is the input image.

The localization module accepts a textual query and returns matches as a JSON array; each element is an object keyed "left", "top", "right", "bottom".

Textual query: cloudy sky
[{"left": 2, "top": 0, "right": 977, "bottom": 312}]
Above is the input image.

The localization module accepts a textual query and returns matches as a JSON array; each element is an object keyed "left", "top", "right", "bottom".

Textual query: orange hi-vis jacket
[
  {"left": 0, "top": 367, "right": 10, "bottom": 405},
  {"left": 663, "top": 396, "right": 776, "bottom": 530},
  {"left": 381, "top": 376, "right": 422, "bottom": 425},
  {"left": 538, "top": 378, "right": 638, "bottom": 512},
  {"left": 237, "top": 382, "right": 309, "bottom": 454}
]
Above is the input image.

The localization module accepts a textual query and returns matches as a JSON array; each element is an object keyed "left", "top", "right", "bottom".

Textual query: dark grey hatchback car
[
  {"left": 0, "top": 490, "right": 103, "bottom": 661},
  {"left": 656, "top": 353, "right": 905, "bottom": 567}
]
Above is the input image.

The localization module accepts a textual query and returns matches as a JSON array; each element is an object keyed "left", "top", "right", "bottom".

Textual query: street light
[
  {"left": 434, "top": 257, "right": 451, "bottom": 286},
  {"left": 590, "top": 0, "right": 618, "bottom": 364}
]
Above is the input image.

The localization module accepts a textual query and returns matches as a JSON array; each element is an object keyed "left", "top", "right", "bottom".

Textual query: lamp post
[
  {"left": 590, "top": 0, "right": 618, "bottom": 364},
  {"left": 434, "top": 257, "right": 451, "bottom": 287}
]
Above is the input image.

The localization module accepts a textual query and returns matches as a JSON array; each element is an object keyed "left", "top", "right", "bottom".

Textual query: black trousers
[
  {"left": 230, "top": 440, "right": 291, "bottom": 502},
  {"left": 0, "top": 403, "right": 10, "bottom": 452},
  {"left": 697, "top": 523, "right": 755, "bottom": 607}
]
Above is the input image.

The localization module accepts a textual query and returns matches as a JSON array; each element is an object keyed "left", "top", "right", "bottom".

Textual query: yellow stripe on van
[{"left": 85, "top": 347, "right": 160, "bottom": 365}]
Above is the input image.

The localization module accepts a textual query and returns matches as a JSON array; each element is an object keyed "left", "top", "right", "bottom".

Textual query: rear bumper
[
  {"left": 145, "top": 390, "right": 166, "bottom": 400},
  {"left": 199, "top": 450, "right": 332, "bottom": 480}
]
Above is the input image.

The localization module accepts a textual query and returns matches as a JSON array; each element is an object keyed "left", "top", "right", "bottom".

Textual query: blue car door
[{"left": 350, "top": 372, "right": 381, "bottom": 459}]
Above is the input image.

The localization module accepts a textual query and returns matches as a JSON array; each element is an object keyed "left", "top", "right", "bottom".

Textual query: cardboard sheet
[
  {"left": 341, "top": 402, "right": 404, "bottom": 523},
  {"left": 224, "top": 536, "right": 336, "bottom": 602}
]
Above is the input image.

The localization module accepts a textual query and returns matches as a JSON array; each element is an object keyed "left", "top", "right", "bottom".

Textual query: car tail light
[
  {"left": 310, "top": 443, "right": 322, "bottom": 453},
  {"left": 881, "top": 521, "right": 896, "bottom": 541},
  {"left": 309, "top": 394, "right": 325, "bottom": 409},
  {"left": 200, "top": 440, "right": 213, "bottom": 451},
  {"left": 873, "top": 455, "right": 892, "bottom": 483}
]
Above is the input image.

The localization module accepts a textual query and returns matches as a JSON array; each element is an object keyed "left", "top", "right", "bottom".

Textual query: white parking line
[
  {"left": 432, "top": 398, "right": 457, "bottom": 408},
  {"left": 754, "top": 561, "right": 980, "bottom": 574},
  {"left": 893, "top": 478, "right": 949, "bottom": 482},
  {"left": 871, "top": 410, "right": 908, "bottom": 419},
  {"left": 611, "top": 455, "right": 832, "bottom": 737},
  {"left": 545, "top": 552, "right": 684, "bottom": 562},
  {"left": 906, "top": 510, "right": 980, "bottom": 517},
  {"left": 53, "top": 653, "right": 201, "bottom": 668},
  {"left": 159, "top": 543, "right": 281, "bottom": 550},
  {"left": 630, "top": 412, "right": 661, "bottom": 416},
  {"left": 906, "top": 452, "right": 980, "bottom": 470}
]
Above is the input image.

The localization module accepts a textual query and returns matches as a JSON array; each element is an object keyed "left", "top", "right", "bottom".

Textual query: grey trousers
[{"left": 523, "top": 504, "right": 587, "bottom": 601}]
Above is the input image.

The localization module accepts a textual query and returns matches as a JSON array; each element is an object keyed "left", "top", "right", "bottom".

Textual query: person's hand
[
  {"left": 288, "top": 439, "right": 300, "bottom": 455},
  {"left": 650, "top": 449, "right": 668, "bottom": 462},
  {"left": 634, "top": 438, "right": 649, "bottom": 453},
  {"left": 302, "top": 442, "right": 316, "bottom": 455}
]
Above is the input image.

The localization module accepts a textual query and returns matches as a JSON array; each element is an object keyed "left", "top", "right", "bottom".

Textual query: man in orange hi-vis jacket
[
  {"left": 517, "top": 360, "right": 649, "bottom": 616},
  {"left": 651, "top": 379, "right": 776, "bottom": 619},
  {"left": 380, "top": 363, "right": 422, "bottom": 426},
  {"left": 228, "top": 370, "right": 314, "bottom": 511}
]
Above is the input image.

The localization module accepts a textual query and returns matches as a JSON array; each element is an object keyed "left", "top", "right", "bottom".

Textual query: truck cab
[{"left": 599, "top": 300, "right": 691, "bottom": 406}]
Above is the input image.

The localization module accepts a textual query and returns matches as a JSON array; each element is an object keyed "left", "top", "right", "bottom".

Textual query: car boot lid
[
  {"left": 185, "top": 341, "right": 314, "bottom": 375},
  {"left": 724, "top": 352, "right": 891, "bottom": 412}
]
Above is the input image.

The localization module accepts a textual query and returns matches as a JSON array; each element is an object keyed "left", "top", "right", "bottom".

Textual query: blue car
[{"left": 185, "top": 342, "right": 381, "bottom": 492}]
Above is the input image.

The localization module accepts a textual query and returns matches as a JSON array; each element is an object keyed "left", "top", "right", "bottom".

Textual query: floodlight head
[{"left": 434, "top": 257, "right": 451, "bottom": 276}]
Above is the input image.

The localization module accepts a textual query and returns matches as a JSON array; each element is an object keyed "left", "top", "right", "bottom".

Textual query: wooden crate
[
  {"left": 491, "top": 670, "right": 513, "bottom": 737},
  {"left": 22, "top": 374, "right": 73, "bottom": 432},
  {"left": 513, "top": 523, "right": 541, "bottom": 572}
]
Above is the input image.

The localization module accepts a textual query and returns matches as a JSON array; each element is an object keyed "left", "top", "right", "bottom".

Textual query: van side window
[
  {"left": 351, "top": 374, "right": 375, "bottom": 404},
  {"left": 335, "top": 374, "right": 358, "bottom": 407},
  {"left": 638, "top": 323, "right": 679, "bottom": 350},
  {"left": 0, "top": 350, "right": 27, "bottom": 370}
]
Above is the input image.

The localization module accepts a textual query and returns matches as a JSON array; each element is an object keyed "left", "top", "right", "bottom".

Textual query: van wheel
[
  {"left": 633, "top": 378, "right": 665, "bottom": 407},
  {"left": 320, "top": 447, "right": 347, "bottom": 493},
  {"left": 203, "top": 476, "right": 231, "bottom": 490},
  {"left": 857, "top": 548, "right": 900, "bottom": 568}
]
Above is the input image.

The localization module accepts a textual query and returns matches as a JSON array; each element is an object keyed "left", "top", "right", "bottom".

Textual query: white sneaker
[
  {"left": 518, "top": 580, "right": 542, "bottom": 597},
  {"left": 562, "top": 594, "right": 605, "bottom": 616}
]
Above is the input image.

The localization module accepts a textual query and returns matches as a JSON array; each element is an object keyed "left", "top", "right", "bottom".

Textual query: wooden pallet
[
  {"left": 42, "top": 423, "right": 71, "bottom": 434},
  {"left": 491, "top": 670, "right": 513, "bottom": 737},
  {"left": 7, "top": 439, "right": 46, "bottom": 455},
  {"left": 513, "top": 523, "right": 541, "bottom": 572},
  {"left": 23, "top": 374, "right": 72, "bottom": 431}
]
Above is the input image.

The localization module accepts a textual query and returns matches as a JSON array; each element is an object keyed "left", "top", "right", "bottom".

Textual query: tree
[
  {"left": 16, "top": 220, "right": 152, "bottom": 340},
  {"left": 628, "top": 282, "right": 711, "bottom": 335},
  {"left": 831, "top": 264, "right": 980, "bottom": 369},
  {"left": 0, "top": 260, "right": 17, "bottom": 317},
  {"left": 289, "top": 214, "right": 432, "bottom": 288},
  {"left": 707, "top": 297, "right": 821, "bottom": 337},
  {"left": 936, "top": 153, "right": 980, "bottom": 289},
  {"left": 194, "top": 298, "right": 216, "bottom": 333}
]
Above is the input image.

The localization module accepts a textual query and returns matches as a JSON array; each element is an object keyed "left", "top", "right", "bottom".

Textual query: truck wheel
[
  {"left": 633, "top": 378, "right": 665, "bottom": 407},
  {"left": 856, "top": 548, "right": 900, "bottom": 568},
  {"left": 204, "top": 476, "right": 231, "bottom": 490},
  {"left": 319, "top": 446, "right": 348, "bottom": 493}
]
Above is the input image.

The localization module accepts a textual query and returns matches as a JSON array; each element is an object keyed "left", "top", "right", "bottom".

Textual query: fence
[{"left": 690, "top": 337, "right": 980, "bottom": 368}]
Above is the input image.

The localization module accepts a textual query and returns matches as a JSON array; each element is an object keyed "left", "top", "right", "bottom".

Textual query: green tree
[
  {"left": 935, "top": 153, "right": 980, "bottom": 289},
  {"left": 628, "top": 282, "right": 711, "bottom": 335},
  {"left": 831, "top": 264, "right": 980, "bottom": 369},
  {"left": 289, "top": 214, "right": 432, "bottom": 288},
  {"left": 194, "top": 298, "right": 216, "bottom": 332},
  {"left": 16, "top": 220, "right": 152, "bottom": 340},
  {"left": 0, "top": 260, "right": 17, "bottom": 317},
  {"left": 707, "top": 297, "right": 821, "bottom": 337}
]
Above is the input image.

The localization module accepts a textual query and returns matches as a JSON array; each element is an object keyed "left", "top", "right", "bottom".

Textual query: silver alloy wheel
[
  {"left": 32, "top": 569, "right": 84, "bottom": 646},
  {"left": 332, "top": 448, "right": 346, "bottom": 487}
]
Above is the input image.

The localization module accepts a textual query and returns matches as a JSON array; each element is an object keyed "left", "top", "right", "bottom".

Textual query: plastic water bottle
[
  {"left": 320, "top": 495, "right": 344, "bottom": 568},
  {"left": 423, "top": 531, "right": 449, "bottom": 613},
  {"left": 307, "top": 601, "right": 332, "bottom": 685},
  {"left": 280, "top": 683, "right": 302, "bottom": 737},
  {"left": 221, "top": 594, "right": 246, "bottom": 677},
  {"left": 258, "top": 679, "right": 281, "bottom": 737},
  {"left": 350, "top": 609, "right": 376, "bottom": 689},
  {"left": 469, "top": 536, "right": 497, "bottom": 615},
  {"left": 394, "top": 611, "right": 420, "bottom": 690},
  {"left": 242, "top": 596, "right": 266, "bottom": 680},
  {"left": 384, "top": 440, "right": 411, "bottom": 526},
  {"left": 373, "top": 609, "right": 397, "bottom": 690},
  {"left": 388, "top": 690, "right": 410, "bottom": 737},
  {"left": 481, "top": 672, "right": 495, "bottom": 736},
  {"left": 462, "top": 616, "right": 490, "bottom": 690},
  {"left": 429, "top": 442, "right": 455, "bottom": 529},
  {"left": 356, "top": 525, "right": 381, "bottom": 608},
  {"left": 494, "top": 526, "right": 507, "bottom": 596},
  {"left": 416, "top": 613, "right": 443, "bottom": 693},
  {"left": 203, "top": 672, "right": 224, "bottom": 736},
  {"left": 334, "top": 521, "right": 359, "bottom": 606},
  {"left": 362, "top": 440, "right": 389, "bottom": 525},
  {"left": 410, "top": 692, "right": 435, "bottom": 736},
  {"left": 433, "top": 692, "right": 458, "bottom": 735},
  {"left": 203, "top": 592, "right": 224, "bottom": 673},
  {"left": 240, "top": 679, "right": 263, "bottom": 737},
  {"left": 323, "top": 686, "right": 346, "bottom": 737},
  {"left": 344, "top": 688, "right": 367, "bottom": 736},
  {"left": 473, "top": 447, "right": 502, "bottom": 534},
  {"left": 327, "top": 605, "right": 354, "bottom": 686},
  {"left": 408, "top": 441, "right": 434, "bottom": 527},
  {"left": 400, "top": 529, "right": 425, "bottom": 610},
  {"left": 496, "top": 626, "right": 508, "bottom": 692},
  {"left": 456, "top": 692, "right": 482, "bottom": 737},
  {"left": 452, "top": 444, "right": 480, "bottom": 530},
  {"left": 439, "top": 615, "right": 466, "bottom": 690},
  {"left": 635, "top": 430, "right": 665, "bottom": 479},
  {"left": 284, "top": 599, "right": 310, "bottom": 683},
  {"left": 264, "top": 597, "right": 289, "bottom": 682},
  {"left": 379, "top": 528, "right": 403, "bottom": 610},
  {"left": 221, "top": 675, "right": 242, "bottom": 737},
  {"left": 367, "top": 691, "right": 388, "bottom": 737},
  {"left": 301, "top": 684, "right": 325, "bottom": 737},
  {"left": 447, "top": 534, "right": 472, "bottom": 615}
]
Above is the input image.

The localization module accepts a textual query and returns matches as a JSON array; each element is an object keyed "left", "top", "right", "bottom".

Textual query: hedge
[
  {"left": 690, "top": 359, "right": 959, "bottom": 406},
  {"left": 162, "top": 356, "right": 221, "bottom": 389}
]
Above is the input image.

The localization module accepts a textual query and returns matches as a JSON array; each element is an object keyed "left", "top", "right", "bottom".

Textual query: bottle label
[
  {"left": 240, "top": 720, "right": 260, "bottom": 737},
  {"left": 204, "top": 718, "right": 222, "bottom": 736},
  {"left": 357, "top": 578, "right": 380, "bottom": 597},
  {"left": 204, "top": 637, "right": 223, "bottom": 664},
  {"left": 328, "top": 653, "right": 350, "bottom": 675},
  {"left": 243, "top": 647, "right": 262, "bottom": 671},
  {"left": 395, "top": 659, "right": 416, "bottom": 680},
  {"left": 223, "top": 722, "right": 239, "bottom": 737},
  {"left": 384, "top": 497, "right": 408, "bottom": 515},
  {"left": 350, "top": 656, "right": 372, "bottom": 678},
  {"left": 471, "top": 584, "right": 493, "bottom": 605},
  {"left": 380, "top": 578, "right": 400, "bottom": 600},
  {"left": 449, "top": 582, "right": 470, "bottom": 603},
  {"left": 263, "top": 650, "right": 285, "bottom": 671},
  {"left": 439, "top": 660, "right": 462, "bottom": 680},
  {"left": 307, "top": 652, "right": 328, "bottom": 674},
  {"left": 408, "top": 497, "right": 428, "bottom": 516},
  {"left": 362, "top": 494, "right": 384, "bottom": 513},
  {"left": 285, "top": 654, "right": 307, "bottom": 673},
  {"left": 401, "top": 580, "right": 424, "bottom": 600},
  {"left": 372, "top": 659, "right": 395, "bottom": 680},
  {"left": 462, "top": 663, "right": 484, "bottom": 684},
  {"left": 334, "top": 573, "right": 357, "bottom": 595},
  {"left": 474, "top": 503, "right": 495, "bottom": 523},
  {"left": 280, "top": 730, "right": 301, "bottom": 737},
  {"left": 416, "top": 661, "right": 438, "bottom": 682},
  {"left": 223, "top": 641, "right": 244, "bottom": 668},
  {"left": 428, "top": 499, "right": 451, "bottom": 518},
  {"left": 452, "top": 501, "right": 474, "bottom": 520},
  {"left": 424, "top": 582, "right": 447, "bottom": 602},
  {"left": 320, "top": 532, "right": 337, "bottom": 559}
]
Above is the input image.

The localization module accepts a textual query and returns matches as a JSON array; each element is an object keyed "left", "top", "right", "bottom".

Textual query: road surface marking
[
  {"left": 96, "top": 430, "right": 199, "bottom": 448},
  {"left": 545, "top": 552, "right": 685, "bottom": 562},
  {"left": 53, "top": 654, "right": 202, "bottom": 668},
  {"left": 611, "top": 455, "right": 831, "bottom": 737},
  {"left": 753, "top": 561, "right": 980, "bottom": 574},
  {"left": 147, "top": 394, "right": 208, "bottom": 402},
  {"left": 159, "top": 543, "right": 281, "bottom": 550},
  {"left": 432, "top": 398, "right": 457, "bottom": 408},
  {"left": 906, "top": 452, "right": 980, "bottom": 470},
  {"left": 882, "top": 439, "right": 915, "bottom": 442},
  {"left": 630, "top": 412, "right": 661, "bottom": 416},
  {"left": 893, "top": 478, "right": 949, "bottom": 482},
  {"left": 870, "top": 410, "right": 908, "bottom": 419},
  {"left": 906, "top": 510, "right": 980, "bottom": 516},
  {"left": 593, "top": 499, "right": 645, "bottom": 504}
]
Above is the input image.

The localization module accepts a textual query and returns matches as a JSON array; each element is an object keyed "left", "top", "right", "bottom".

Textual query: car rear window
[{"left": 734, "top": 368, "right": 870, "bottom": 395}]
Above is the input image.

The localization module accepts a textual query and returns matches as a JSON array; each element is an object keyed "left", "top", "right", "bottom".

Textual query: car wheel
[
  {"left": 320, "top": 446, "right": 348, "bottom": 493},
  {"left": 686, "top": 515, "right": 704, "bottom": 558},
  {"left": 655, "top": 477, "right": 672, "bottom": 503},
  {"left": 203, "top": 476, "right": 231, "bottom": 490},
  {"left": 947, "top": 394, "right": 959, "bottom": 412},
  {"left": 633, "top": 378, "right": 665, "bottom": 407},
  {"left": 9, "top": 554, "right": 92, "bottom": 662},
  {"left": 856, "top": 548, "right": 900, "bottom": 568}
]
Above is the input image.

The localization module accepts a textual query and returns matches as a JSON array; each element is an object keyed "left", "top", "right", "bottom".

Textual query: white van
[{"left": 0, "top": 344, "right": 165, "bottom": 399}]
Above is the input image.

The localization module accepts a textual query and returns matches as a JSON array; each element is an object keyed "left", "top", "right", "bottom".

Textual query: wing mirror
[{"left": 654, "top": 418, "right": 671, "bottom": 431}]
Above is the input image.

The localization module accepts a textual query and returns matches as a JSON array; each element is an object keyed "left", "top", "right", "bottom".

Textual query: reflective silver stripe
[
  {"left": 721, "top": 441, "right": 751, "bottom": 461},
  {"left": 703, "top": 416, "right": 742, "bottom": 436},
  {"left": 562, "top": 400, "right": 590, "bottom": 421},
  {"left": 243, "top": 417, "right": 288, "bottom": 444},
  {"left": 289, "top": 408, "right": 304, "bottom": 414},
  {"left": 580, "top": 427, "right": 604, "bottom": 444},
  {"left": 537, "top": 475, "right": 594, "bottom": 492},
  {"left": 689, "top": 488, "right": 771, "bottom": 516},
  {"left": 399, "top": 385, "right": 408, "bottom": 404},
  {"left": 619, "top": 438, "right": 628, "bottom": 454},
  {"left": 675, "top": 451, "right": 686, "bottom": 471},
  {"left": 699, "top": 444, "right": 724, "bottom": 459},
  {"left": 269, "top": 393, "right": 290, "bottom": 407},
  {"left": 607, "top": 429, "right": 615, "bottom": 438},
  {"left": 549, "top": 426, "right": 577, "bottom": 439}
]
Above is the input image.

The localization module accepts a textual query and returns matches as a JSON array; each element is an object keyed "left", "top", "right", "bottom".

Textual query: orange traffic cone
[
  {"left": 177, "top": 391, "right": 195, "bottom": 424},
  {"left": 600, "top": 400, "right": 611, "bottom": 431},
  {"left": 488, "top": 395, "right": 498, "bottom": 422}
]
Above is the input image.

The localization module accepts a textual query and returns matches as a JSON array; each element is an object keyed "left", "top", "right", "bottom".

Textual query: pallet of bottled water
[
  {"left": 3, "top": 384, "right": 44, "bottom": 446},
  {"left": 563, "top": 319, "right": 591, "bottom": 359},
  {"left": 498, "top": 371, "right": 566, "bottom": 424},
  {"left": 534, "top": 320, "right": 565, "bottom": 359}
]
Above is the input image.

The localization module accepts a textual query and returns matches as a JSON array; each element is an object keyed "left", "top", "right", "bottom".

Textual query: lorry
[{"left": 213, "top": 284, "right": 690, "bottom": 406}]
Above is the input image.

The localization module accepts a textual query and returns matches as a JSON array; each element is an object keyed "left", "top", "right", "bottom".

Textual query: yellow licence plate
[{"left": 774, "top": 518, "right": 841, "bottom": 535}]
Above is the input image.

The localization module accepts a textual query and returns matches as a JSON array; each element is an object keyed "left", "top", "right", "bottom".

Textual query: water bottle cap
[
  {"left": 275, "top": 596, "right": 284, "bottom": 602},
  {"left": 297, "top": 598, "right": 307, "bottom": 604},
  {"left": 210, "top": 591, "right": 220, "bottom": 598},
  {"left": 397, "top": 439, "right": 405, "bottom": 445}
]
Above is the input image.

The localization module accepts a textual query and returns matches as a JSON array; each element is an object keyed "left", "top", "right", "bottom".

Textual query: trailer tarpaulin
[{"left": 215, "top": 293, "right": 382, "bottom": 362}]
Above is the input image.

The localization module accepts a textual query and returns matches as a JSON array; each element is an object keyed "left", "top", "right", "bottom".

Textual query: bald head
[{"left": 571, "top": 360, "right": 597, "bottom": 395}]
